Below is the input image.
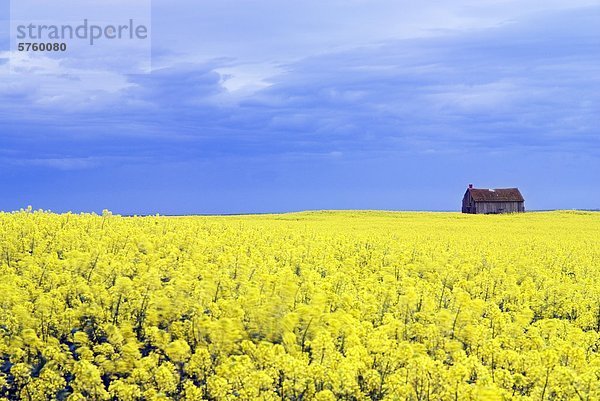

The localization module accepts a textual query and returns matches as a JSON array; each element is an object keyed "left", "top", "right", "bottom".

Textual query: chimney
[{"left": 468, "top": 184, "right": 473, "bottom": 189}]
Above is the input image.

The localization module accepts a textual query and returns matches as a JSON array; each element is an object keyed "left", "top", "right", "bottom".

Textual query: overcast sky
[{"left": 0, "top": 0, "right": 598, "bottom": 214}]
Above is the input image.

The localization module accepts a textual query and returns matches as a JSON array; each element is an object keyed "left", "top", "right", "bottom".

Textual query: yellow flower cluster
[{"left": 0, "top": 209, "right": 599, "bottom": 400}]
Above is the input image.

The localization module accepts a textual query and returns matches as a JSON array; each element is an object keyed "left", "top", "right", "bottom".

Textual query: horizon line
[{"left": 4, "top": 208, "right": 598, "bottom": 217}]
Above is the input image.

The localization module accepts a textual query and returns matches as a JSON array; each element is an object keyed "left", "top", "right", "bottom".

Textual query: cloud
[
  {"left": 9, "top": 157, "right": 100, "bottom": 170},
  {"left": 150, "top": 0, "right": 600, "bottom": 63},
  {"left": 1, "top": 6, "right": 598, "bottom": 155},
  {"left": 241, "top": 6, "right": 600, "bottom": 154}
]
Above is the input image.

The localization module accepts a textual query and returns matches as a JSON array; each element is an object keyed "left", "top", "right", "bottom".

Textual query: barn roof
[{"left": 468, "top": 188, "right": 524, "bottom": 202}]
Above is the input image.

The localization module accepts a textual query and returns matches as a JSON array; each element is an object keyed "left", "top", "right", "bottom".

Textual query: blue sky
[{"left": 0, "top": 0, "right": 598, "bottom": 214}]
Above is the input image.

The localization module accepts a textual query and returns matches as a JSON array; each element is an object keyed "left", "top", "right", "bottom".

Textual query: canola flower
[{"left": 0, "top": 209, "right": 599, "bottom": 400}]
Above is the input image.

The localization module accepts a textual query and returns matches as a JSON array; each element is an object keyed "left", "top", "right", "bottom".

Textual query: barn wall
[
  {"left": 462, "top": 191, "right": 475, "bottom": 213},
  {"left": 474, "top": 201, "right": 524, "bottom": 214}
]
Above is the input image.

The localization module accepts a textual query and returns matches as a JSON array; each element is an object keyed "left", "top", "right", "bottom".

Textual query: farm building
[{"left": 462, "top": 184, "right": 525, "bottom": 214}]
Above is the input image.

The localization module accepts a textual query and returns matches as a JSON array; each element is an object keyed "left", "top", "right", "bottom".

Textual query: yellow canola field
[{"left": 1, "top": 210, "right": 599, "bottom": 400}]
